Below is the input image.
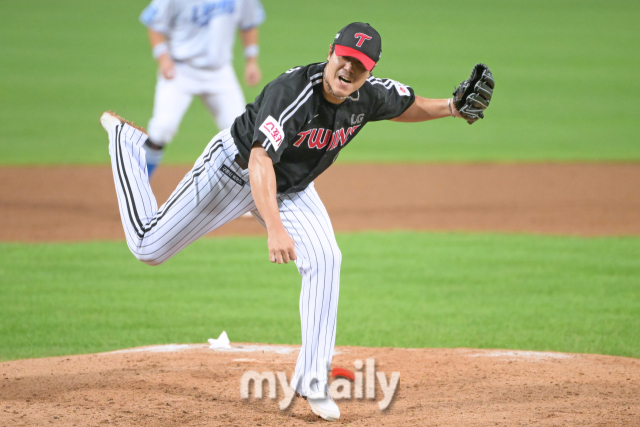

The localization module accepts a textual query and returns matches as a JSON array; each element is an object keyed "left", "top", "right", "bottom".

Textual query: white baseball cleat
[
  {"left": 307, "top": 390, "right": 340, "bottom": 421},
  {"left": 99, "top": 111, "right": 147, "bottom": 134},
  {"left": 100, "top": 111, "right": 121, "bottom": 133}
]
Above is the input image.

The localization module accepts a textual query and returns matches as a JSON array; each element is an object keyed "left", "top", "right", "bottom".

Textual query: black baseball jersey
[{"left": 231, "top": 62, "right": 415, "bottom": 194}]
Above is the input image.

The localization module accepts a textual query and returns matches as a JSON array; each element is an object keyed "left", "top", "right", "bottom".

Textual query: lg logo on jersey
[
  {"left": 354, "top": 33, "right": 372, "bottom": 47},
  {"left": 351, "top": 113, "right": 364, "bottom": 125}
]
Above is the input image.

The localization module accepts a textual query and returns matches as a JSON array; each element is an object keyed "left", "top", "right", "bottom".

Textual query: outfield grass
[
  {"left": 0, "top": 0, "right": 639, "bottom": 165},
  {"left": 1, "top": 232, "right": 638, "bottom": 361}
]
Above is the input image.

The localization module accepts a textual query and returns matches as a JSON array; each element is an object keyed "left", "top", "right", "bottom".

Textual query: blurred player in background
[{"left": 140, "top": 0, "right": 266, "bottom": 177}]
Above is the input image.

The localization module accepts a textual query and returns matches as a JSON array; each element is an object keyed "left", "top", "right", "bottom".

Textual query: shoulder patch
[
  {"left": 368, "top": 77, "right": 411, "bottom": 97},
  {"left": 392, "top": 80, "right": 410, "bottom": 96},
  {"left": 259, "top": 115, "right": 285, "bottom": 150}
]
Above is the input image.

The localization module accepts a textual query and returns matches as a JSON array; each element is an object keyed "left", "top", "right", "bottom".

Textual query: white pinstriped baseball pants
[{"left": 107, "top": 122, "right": 340, "bottom": 396}]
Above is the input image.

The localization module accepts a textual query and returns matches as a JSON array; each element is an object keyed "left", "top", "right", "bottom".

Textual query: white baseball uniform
[{"left": 140, "top": 0, "right": 265, "bottom": 145}]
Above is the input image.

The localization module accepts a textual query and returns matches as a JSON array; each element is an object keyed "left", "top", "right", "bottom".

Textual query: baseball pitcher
[{"left": 100, "top": 22, "right": 494, "bottom": 421}]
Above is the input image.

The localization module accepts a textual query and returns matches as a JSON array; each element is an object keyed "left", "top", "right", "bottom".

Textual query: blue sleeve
[
  {"left": 239, "top": 0, "right": 266, "bottom": 31},
  {"left": 140, "top": 0, "right": 173, "bottom": 34}
]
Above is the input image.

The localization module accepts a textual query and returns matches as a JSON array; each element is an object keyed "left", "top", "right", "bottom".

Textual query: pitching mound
[{"left": 1, "top": 344, "right": 638, "bottom": 426}]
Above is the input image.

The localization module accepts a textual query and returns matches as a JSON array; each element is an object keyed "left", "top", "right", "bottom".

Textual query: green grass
[
  {"left": 1, "top": 232, "right": 639, "bottom": 361},
  {"left": 0, "top": 0, "right": 639, "bottom": 165}
]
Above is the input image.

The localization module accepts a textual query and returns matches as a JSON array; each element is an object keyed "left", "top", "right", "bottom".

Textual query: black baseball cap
[{"left": 333, "top": 22, "right": 381, "bottom": 71}]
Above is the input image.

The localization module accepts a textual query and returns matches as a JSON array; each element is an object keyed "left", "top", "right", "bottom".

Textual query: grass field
[
  {"left": 1, "top": 232, "right": 639, "bottom": 361},
  {"left": 1, "top": 0, "right": 639, "bottom": 165},
  {"left": 1, "top": 0, "right": 638, "bottom": 367}
]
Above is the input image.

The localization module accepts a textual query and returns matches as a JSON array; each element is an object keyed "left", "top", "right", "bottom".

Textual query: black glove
[{"left": 452, "top": 64, "right": 494, "bottom": 124}]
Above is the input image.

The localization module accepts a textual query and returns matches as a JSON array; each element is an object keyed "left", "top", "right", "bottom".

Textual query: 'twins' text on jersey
[{"left": 231, "top": 62, "right": 415, "bottom": 194}]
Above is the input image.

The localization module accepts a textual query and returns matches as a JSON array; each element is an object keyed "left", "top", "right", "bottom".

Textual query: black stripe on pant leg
[
  {"left": 125, "top": 128, "right": 155, "bottom": 221},
  {"left": 114, "top": 124, "right": 144, "bottom": 238},
  {"left": 112, "top": 128, "right": 141, "bottom": 246},
  {"left": 116, "top": 125, "right": 148, "bottom": 235}
]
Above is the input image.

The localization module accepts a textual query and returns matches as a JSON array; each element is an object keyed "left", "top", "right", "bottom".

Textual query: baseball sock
[{"left": 143, "top": 139, "right": 165, "bottom": 177}]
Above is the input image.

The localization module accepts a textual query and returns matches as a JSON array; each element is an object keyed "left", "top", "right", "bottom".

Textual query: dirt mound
[
  {"left": 1, "top": 344, "right": 638, "bottom": 426},
  {"left": 2, "top": 163, "right": 640, "bottom": 242}
]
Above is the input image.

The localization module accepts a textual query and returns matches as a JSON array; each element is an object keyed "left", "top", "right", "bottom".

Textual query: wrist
[
  {"left": 244, "top": 44, "right": 259, "bottom": 60},
  {"left": 152, "top": 42, "right": 168, "bottom": 60},
  {"left": 447, "top": 98, "right": 455, "bottom": 118},
  {"left": 157, "top": 53, "right": 171, "bottom": 64},
  {"left": 266, "top": 221, "right": 286, "bottom": 235}
]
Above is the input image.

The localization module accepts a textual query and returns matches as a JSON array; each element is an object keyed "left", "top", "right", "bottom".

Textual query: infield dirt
[{"left": 1, "top": 163, "right": 640, "bottom": 242}]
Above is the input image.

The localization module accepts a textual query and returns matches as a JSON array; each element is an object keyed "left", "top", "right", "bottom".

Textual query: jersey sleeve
[
  {"left": 139, "top": 0, "right": 174, "bottom": 34},
  {"left": 367, "top": 77, "right": 416, "bottom": 121},
  {"left": 252, "top": 76, "right": 308, "bottom": 164},
  {"left": 238, "top": 0, "right": 266, "bottom": 31}
]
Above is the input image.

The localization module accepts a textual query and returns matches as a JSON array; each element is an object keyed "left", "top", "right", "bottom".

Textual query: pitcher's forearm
[
  {"left": 391, "top": 96, "right": 459, "bottom": 122},
  {"left": 248, "top": 145, "right": 283, "bottom": 231}
]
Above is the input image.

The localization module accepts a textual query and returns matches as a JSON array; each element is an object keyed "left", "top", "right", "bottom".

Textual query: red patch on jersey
[{"left": 259, "top": 116, "right": 284, "bottom": 149}]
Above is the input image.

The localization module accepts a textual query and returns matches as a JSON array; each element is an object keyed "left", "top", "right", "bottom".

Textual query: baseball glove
[{"left": 452, "top": 63, "right": 494, "bottom": 125}]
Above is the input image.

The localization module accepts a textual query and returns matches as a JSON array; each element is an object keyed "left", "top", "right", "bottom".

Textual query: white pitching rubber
[{"left": 100, "top": 112, "right": 122, "bottom": 133}]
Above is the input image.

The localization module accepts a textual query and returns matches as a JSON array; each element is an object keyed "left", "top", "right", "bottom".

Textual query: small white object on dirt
[{"left": 208, "top": 331, "right": 232, "bottom": 349}]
